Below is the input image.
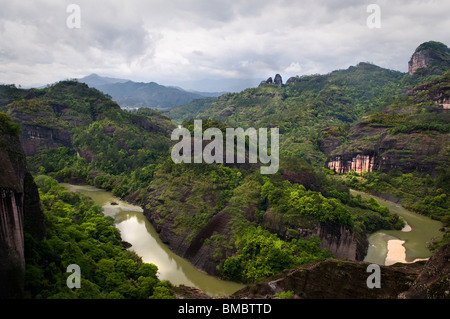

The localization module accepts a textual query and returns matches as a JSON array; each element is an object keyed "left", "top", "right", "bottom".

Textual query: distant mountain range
[{"left": 79, "top": 74, "right": 226, "bottom": 110}]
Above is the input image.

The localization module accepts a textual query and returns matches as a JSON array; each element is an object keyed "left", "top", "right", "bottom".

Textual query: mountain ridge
[{"left": 79, "top": 74, "right": 226, "bottom": 110}]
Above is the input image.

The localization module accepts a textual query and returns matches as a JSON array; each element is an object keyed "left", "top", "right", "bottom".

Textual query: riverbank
[
  {"left": 351, "top": 189, "right": 443, "bottom": 266},
  {"left": 385, "top": 239, "right": 430, "bottom": 266}
]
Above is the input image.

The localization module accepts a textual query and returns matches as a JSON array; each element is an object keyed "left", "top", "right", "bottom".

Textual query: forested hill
[
  {"left": 168, "top": 62, "right": 406, "bottom": 126},
  {"left": 164, "top": 40, "right": 450, "bottom": 230},
  {"left": 168, "top": 62, "right": 408, "bottom": 166},
  {"left": 0, "top": 80, "right": 175, "bottom": 185},
  {"left": 79, "top": 73, "right": 212, "bottom": 110}
]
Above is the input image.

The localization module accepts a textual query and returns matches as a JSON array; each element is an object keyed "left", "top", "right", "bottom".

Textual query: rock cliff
[
  {"left": 320, "top": 71, "right": 450, "bottom": 177},
  {"left": 263, "top": 211, "right": 368, "bottom": 261},
  {"left": 408, "top": 41, "right": 450, "bottom": 76},
  {"left": 0, "top": 113, "right": 45, "bottom": 298},
  {"left": 409, "top": 49, "right": 434, "bottom": 76},
  {"left": 261, "top": 74, "right": 283, "bottom": 87}
]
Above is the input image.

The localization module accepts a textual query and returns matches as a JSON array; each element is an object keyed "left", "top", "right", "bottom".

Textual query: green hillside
[{"left": 170, "top": 62, "right": 407, "bottom": 166}]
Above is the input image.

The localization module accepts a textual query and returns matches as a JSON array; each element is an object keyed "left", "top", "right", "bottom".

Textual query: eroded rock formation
[
  {"left": 274, "top": 74, "right": 283, "bottom": 87},
  {"left": 408, "top": 41, "right": 450, "bottom": 76},
  {"left": 409, "top": 49, "right": 434, "bottom": 75},
  {"left": 327, "top": 154, "right": 376, "bottom": 174},
  {"left": 263, "top": 211, "right": 368, "bottom": 262},
  {"left": 0, "top": 116, "right": 45, "bottom": 298}
]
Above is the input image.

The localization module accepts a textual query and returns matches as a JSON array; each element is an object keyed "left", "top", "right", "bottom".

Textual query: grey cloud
[{"left": 1, "top": 0, "right": 450, "bottom": 90}]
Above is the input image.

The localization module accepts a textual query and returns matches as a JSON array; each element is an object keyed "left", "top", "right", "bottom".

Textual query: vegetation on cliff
[{"left": 141, "top": 159, "right": 404, "bottom": 283}]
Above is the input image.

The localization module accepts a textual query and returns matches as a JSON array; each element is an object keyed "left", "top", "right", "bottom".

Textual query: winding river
[
  {"left": 60, "top": 183, "right": 443, "bottom": 296},
  {"left": 351, "top": 190, "right": 444, "bottom": 266},
  {"left": 60, "top": 183, "right": 245, "bottom": 297}
]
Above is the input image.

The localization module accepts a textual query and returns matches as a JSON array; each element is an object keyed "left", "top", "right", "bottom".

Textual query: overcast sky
[{"left": 1, "top": 0, "right": 449, "bottom": 92}]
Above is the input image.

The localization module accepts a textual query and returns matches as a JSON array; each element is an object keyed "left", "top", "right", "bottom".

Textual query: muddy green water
[
  {"left": 350, "top": 190, "right": 443, "bottom": 266},
  {"left": 60, "top": 183, "right": 244, "bottom": 297}
]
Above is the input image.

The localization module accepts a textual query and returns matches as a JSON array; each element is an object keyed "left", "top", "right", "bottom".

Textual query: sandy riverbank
[
  {"left": 384, "top": 239, "right": 429, "bottom": 266},
  {"left": 385, "top": 240, "right": 407, "bottom": 266}
]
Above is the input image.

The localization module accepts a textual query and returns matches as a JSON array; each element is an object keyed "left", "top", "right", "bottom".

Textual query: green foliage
[
  {"left": 261, "top": 178, "right": 354, "bottom": 228},
  {"left": 221, "top": 226, "right": 332, "bottom": 283},
  {"left": 7, "top": 52, "right": 449, "bottom": 292},
  {"left": 168, "top": 63, "right": 406, "bottom": 167},
  {"left": 166, "top": 97, "right": 218, "bottom": 124},
  {"left": 25, "top": 176, "right": 175, "bottom": 299},
  {"left": 346, "top": 170, "right": 450, "bottom": 223},
  {"left": 3, "top": 81, "right": 173, "bottom": 185},
  {"left": 414, "top": 41, "right": 450, "bottom": 76},
  {"left": 276, "top": 290, "right": 295, "bottom": 299},
  {"left": 0, "top": 111, "right": 21, "bottom": 135}
]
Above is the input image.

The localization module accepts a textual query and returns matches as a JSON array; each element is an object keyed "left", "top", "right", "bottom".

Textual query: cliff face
[
  {"left": 262, "top": 211, "right": 368, "bottom": 261},
  {"left": 143, "top": 200, "right": 235, "bottom": 276},
  {"left": 327, "top": 153, "right": 376, "bottom": 175},
  {"left": 0, "top": 114, "right": 45, "bottom": 298},
  {"left": 408, "top": 41, "right": 450, "bottom": 76},
  {"left": 408, "top": 49, "right": 433, "bottom": 75},
  {"left": 307, "top": 223, "right": 367, "bottom": 261},
  {"left": 323, "top": 127, "right": 448, "bottom": 176},
  {"left": 321, "top": 72, "right": 450, "bottom": 177},
  {"left": 20, "top": 123, "right": 73, "bottom": 156}
]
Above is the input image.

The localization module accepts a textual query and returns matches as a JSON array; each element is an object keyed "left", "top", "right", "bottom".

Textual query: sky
[{"left": 1, "top": 0, "right": 449, "bottom": 92}]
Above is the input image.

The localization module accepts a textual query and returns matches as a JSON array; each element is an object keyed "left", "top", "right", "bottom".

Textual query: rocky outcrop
[
  {"left": 263, "top": 211, "right": 368, "bottom": 261},
  {"left": 0, "top": 115, "right": 45, "bottom": 298},
  {"left": 409, "top": 49, "right": 434, "bottom": 75},
  {"left": 327, "top": 154, "right": 376, "bottom": 174},
  {"left": 274, "top": 74, "right": 283, "bottom": 88},
  {"left": 408, "top": 41, "right": 450, "bottom": 76},
  {"left": 143, "top": 187, "right": 235, "bottom": 276},
  {"left": 400, "top": 242, "right": 450, "bottom": 299},
  {"left": 306, "top": 223, "right": 368, "bottom": 261},
  {"left": 261, "top": 74, "right": 283, "bottom": 87},
  {"left": 232, "top": 242, "right": 450, "bottom": 299},
  {"left": 20, "top": 124, "right": 73, "bottom": 156},
  {"left": 232, "top": 258, "right": 424, "bottom": 299},
  {"left": 321, "top": 114, "right": 449, "bottom": 176},
  {"left": 144, "top": 206, "right": 235, "bottom": 276}
]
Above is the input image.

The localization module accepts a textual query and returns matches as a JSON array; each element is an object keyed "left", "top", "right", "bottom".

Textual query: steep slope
[
  {"left": 3, "top": 41, "right": 447, "bottom": 298},
  {"left": 0, "top": 113, "right": 45, "bottom": 298}
]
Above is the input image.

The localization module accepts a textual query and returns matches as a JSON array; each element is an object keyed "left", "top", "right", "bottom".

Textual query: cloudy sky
[{"left": 1, "top": 0, "right": 449, "bottom": 92}]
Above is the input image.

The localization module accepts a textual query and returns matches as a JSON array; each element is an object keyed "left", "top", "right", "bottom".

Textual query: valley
[{"left": 0, "top": 40, "right": 449, "bottom": 300}]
